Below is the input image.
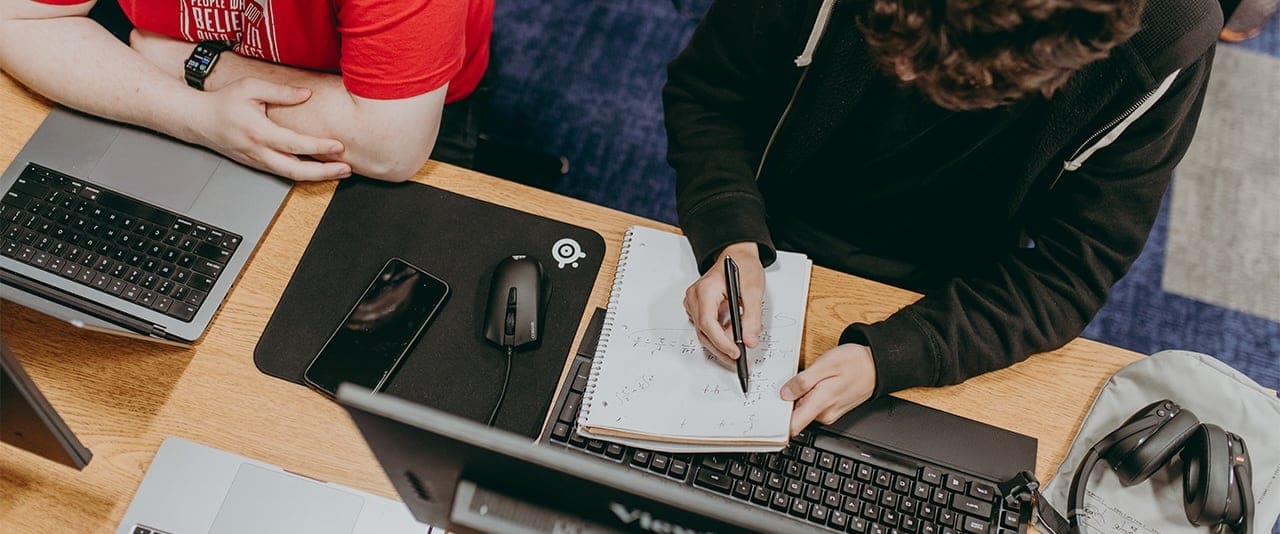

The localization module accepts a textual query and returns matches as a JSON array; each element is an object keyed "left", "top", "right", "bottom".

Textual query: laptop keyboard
[
  {"left": 547, "top": 359, "right": 1026, "bottom": 534},
  {"left": 1, "top": 163, "right": 242, "bottom": 322}
]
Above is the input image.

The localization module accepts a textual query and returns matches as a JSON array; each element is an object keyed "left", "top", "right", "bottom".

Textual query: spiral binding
[{"left": 576, "top": 227, "right": 637, "bottom": 430}]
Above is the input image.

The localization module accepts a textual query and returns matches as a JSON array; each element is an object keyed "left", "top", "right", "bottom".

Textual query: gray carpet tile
[{"left": 1163, "top": 45, "right": 1280, "bottom": 321}]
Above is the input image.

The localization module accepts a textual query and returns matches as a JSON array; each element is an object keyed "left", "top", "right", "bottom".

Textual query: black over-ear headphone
[{"left": 1068, "top": 400, "right": 1254, "bottom": 534}]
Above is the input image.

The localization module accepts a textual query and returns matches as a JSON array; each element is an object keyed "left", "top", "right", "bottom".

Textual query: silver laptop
[
  {"left": 118, "top": 437, "right": 435, "bottom": 534},
  {"left": 0, "top": 108, "right": 290, "bottom": 343}
]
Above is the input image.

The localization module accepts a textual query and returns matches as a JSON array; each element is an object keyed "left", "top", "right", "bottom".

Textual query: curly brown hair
[{"left": 860, "top": 0, "right": 1145, "bottom": 110}]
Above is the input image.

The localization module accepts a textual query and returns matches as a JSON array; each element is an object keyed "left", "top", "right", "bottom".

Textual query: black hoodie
[{"left": 663, "top": 0, "right": 1222, "bottom": 397}]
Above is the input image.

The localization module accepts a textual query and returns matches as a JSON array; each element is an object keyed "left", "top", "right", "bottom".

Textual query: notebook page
[{"left": 579, "top": 226, "right": 811, "bottom": 445}]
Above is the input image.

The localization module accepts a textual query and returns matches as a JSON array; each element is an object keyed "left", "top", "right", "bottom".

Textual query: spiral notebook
[{"left": 577, "top": 226, "right": 812, "bottom": 453}]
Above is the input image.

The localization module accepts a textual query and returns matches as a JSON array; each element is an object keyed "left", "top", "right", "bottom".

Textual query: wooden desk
[{"left": 0, "top": 73, "right": 1143, "bottom": 532}]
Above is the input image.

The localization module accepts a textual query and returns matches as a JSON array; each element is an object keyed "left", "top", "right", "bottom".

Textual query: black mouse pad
[{"left": 254, "top": 179, "right": 605, "bottom": 438}]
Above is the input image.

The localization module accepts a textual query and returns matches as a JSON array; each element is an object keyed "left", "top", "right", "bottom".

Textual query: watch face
[{"left": 186, "top": 48, "right": 215, "bottom": 74}]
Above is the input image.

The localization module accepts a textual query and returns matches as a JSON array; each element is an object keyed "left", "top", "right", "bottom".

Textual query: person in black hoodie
[{"left": 665, "top": 0, "right": 1222, "bottom": 435}]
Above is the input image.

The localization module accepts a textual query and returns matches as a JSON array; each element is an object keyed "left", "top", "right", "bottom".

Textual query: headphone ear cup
[
  {"left": 1183, "top": 424, "right": 1230, "bottom": 526},
  {"left": 1109, "top": 407, "right": 1200, "bottom": 485}
]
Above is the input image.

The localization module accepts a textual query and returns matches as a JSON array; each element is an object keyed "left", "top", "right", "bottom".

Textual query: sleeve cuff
[
  {"left": 840, "top": 310, "right": 940, "bottom": 398},
  {"left": 680, "top": 194, "right": 777, "bottom": 273}
]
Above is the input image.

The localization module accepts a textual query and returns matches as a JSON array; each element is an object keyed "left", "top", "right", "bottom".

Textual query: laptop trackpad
[
  {"left": 210, "top": 464, "right": 363, "bottom": 534},
  {"left": 88, "top": 127, "right": 218, "bottom": 212}
]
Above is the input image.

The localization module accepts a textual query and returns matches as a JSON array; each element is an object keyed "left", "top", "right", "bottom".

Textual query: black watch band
[{"left": 184, "top": 41, "right": 234, "bottom": 91}]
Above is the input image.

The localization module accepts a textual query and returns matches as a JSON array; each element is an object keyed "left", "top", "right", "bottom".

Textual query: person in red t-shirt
[{"left": 0, "top": 0, "right": 494, "bottom": 181}]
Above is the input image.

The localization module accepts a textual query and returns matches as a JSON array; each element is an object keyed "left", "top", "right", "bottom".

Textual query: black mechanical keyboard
[
  {"left": 1, "top": 163, "right": 241, "bottom": 322},
  {"left": 544, "top": 357, "right": 1027, "bottom": 534}
]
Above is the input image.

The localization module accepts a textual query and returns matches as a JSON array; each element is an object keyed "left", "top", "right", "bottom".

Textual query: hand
[
  {"left": 780, "top": 344, "right": 877, "bottom": 436},
  {"left": 192, "top": 78, "right": 352, "bottom": 181},
  {"left": 683, "top": 242, "right": 765, "bottom": 365}
]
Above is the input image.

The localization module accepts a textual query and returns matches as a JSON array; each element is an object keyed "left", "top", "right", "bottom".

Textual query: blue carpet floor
[{"left": 486, "top": 1, "right": 1280, "bottom": 390}]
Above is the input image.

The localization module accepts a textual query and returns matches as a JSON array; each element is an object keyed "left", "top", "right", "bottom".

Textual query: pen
[{"left": 725, "top": 256, "right": 749, "bottom": 394}]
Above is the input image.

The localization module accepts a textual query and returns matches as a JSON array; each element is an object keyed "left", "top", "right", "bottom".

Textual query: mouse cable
[{"left": 487, "top": 347, "right": 513, "bottom": 427}]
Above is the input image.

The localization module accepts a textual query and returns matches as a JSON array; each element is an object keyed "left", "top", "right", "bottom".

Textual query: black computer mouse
[{"left": 483, "top": 255, "right": 549, "bottom": 352}]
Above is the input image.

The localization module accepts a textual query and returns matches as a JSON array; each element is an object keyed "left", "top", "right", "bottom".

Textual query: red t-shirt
[{"left": 42, "top": 0, "right": 492, "bottom": 103}]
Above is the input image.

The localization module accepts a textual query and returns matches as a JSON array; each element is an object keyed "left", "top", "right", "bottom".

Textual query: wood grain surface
[{"left": 0, "top": 73, "right": 1141, "bottom": 532}]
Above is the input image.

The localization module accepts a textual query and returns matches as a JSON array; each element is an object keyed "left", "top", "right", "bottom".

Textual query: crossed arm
[{"left": 0, "top": 0, "right": 446, "bottom": 182}]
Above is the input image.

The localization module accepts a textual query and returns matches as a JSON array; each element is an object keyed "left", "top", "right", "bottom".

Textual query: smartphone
[{"left": 303, "top": 258, "right": 449, "bottom": 397}]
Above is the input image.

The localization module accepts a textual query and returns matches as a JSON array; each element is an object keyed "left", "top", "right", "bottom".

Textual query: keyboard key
[
  {"left": 28, "top": 250, "right": 49, "bottom": 267},
  {"left": 0, "top": 240, "right": 18, "bottom": 258},
  {"left": 106, "top": 279, "right": 125, "bottom": 296},
  {"left": 44, "top": 257, "right": 64, "bottom": 274},
  {"left": 694, "top": 469, "right": 732, "bottom": 494},
  {"left": 748, "top": 466, "right": 765, "bottom": 484},
  {"left": 732, "top": 481, "right": 751, "bottom": 500},
  {"left": 766, "top": 473, "right": 784, "bottom": 491},
  {"left": 567, "top": 432, "right": 586, "bottom": 448},
  {"left": 843, "top": 496, "right": 861, "bottom": 515},
  {"left": 939, "top": 509, "right": 957, "bottom": 527},
  {"left": 669, "top": 460, "right": 688, "bottom": 480},
  {"left": 843, "top": 478, "right": 861, "bottom": 496},
  {"left": 809, "top": 503, "right": 829, "bottom": 524},
  {"left": 194, "top": 240, "right": 230, "bottom": 264},
  {"left": 798, "top": 446, "right": 817, "bottom": 465},
  {"left": 902, "top": 516, "right": 919, "bottom": 532},
  {"left": 824, "top": 490, "right": 842, "bottom": 509},
  {"left": 1001, "top": 511, "right": 1019, "bottom": 529},
  {"left": 857, "top": 464, "right": 874, "bottom": 481},
  {"left": 849, "top": 516, "right": 869, "bottom": 533},
  {"left": 651, "top": 454, "right": 670, "bottom": 471},
  {"left": 805, "top": 484, "right": 822, "bottom": 503},
  {"left": 185, "top": 289, "right": 207, "bottom": 307},
  {"left": 824, "top": 473, "right": 842, "bottom": 491},
  {"left": 751, "top": 486, "right": 771, "bottom": 505},
  {"left": 920, "top": 502, "right": 939, "bottom": 520},
  {"left": 952, "top": 494, "right": 992, "bottom": 518},
  {"left": 875, "top": 470, "right": 893, "bottom": 488},
  {"left": 829, "top": 509, "right": 849, "bottom": 530},
  {"left": 770, "top": 493, "right": 790, "bottom": 512},
  {"left": 557, "top": 392, "right": 581, "bottom": 423},
  {"left": 91, "top": 273, "right": 111, "bottom": 290},
  {"left": 138, "top": 290, "right": 158, "bottom": 307},
  {"left": 900, "top": 496, "right": 918, "bottom": 514},
  {"left": 819, "top": 452, "right": 836, "bottom": 470},
  {"left": 894, "top": 475, "right": 913, "bottom": 494},
  {"left": 156, "top": 280, "right": 175, "bottom": 296},
  {"left": 631, "top": 450, "right": 650, "bottom": 467},
  {"left": 74, "top": 265, "right": 95, "bottom": 283},
  {"left": 882, "top": 509, "right": 899, "bottom": 526},
  {"left": 921, "top": 467, "right": 944, "bottom": 486},
  {"left": 880, "top": 492, "right": 898, "bottom": 509},
  {"left": 220, "top": 234, "right": 240, "bottom": 251},
  {"left": 970, "top": 483, "right": 996, "bottom": 502},
  {"left": 605, "top": 443, "right": 625, "bottom": 460},
  {"left": 151, "top": 296, "right": 173, "bottom": 313},
  {"left": 700, "top": 456, "right": 728, "bottom": 472},
  {"left": 962, "top": 516, "right": 988, "bottom": 534},
  {"left": 140, "top": 274, "right": 158, "bottom": 289},
  {"left": 729, "top": 461, "right": 747, "bottom": 479},
  {"left": 945, "top": 475, "right": 967, "bottom": 493},
  {"left": 551, "top": 423, "right": 572, "bottom": 442},
  {"left": 570, "top": 361, "right": 590, "bottom": 392},
  {"left": 190, "top": 273, "right": 215, "bottom": 291},
  {"left": 789, "top": 498, "right": 809, "bottom": 518},
  {"left": 193, "top": 258, "right": 223, "bottom": 277},
  {"left": 785, "top": 479, "right": 803, "bottom": 497}
]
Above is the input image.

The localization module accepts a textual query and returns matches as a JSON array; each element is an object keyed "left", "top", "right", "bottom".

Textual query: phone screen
[{"left": 304, "top": 258, "right": 449, "bottom": 397}]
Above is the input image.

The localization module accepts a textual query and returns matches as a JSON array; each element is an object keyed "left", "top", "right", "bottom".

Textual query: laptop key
[
  {"left": 185, "top": 289, "right": 207, "bottom": 307},
  {"left": 30, "top": 251, "right": 50, "bottom": 267},
  {"left": 1, "top": 240, "right": 19, "bottom": 257},
  {"left": 137, "top": 290, "right": 157, "bottom": 307},
  {"left": 669, "top": 460, "right": 688, "bottom": 480},
  {"left": 550, "top": 422, "right": 570, "bottom": 442},
  {"left": 45, "top": 257, "right": 64, "bottom": 274},
  {"left": 952, "top": 494, "right": 992, "bottom": 518},
  {"left": 694, "top": 469, "right": 732, "bottom": 494},
  {"left": 106, "top": 279, "right": 126, "bottom": 296},
  {"left": 605, "top": 443, "right": 625, "bottom": 460}
]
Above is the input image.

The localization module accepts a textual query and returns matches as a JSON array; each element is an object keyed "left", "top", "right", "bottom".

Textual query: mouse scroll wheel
[{"left": 504, "top": 287, "right": 517, "bottom": 336}]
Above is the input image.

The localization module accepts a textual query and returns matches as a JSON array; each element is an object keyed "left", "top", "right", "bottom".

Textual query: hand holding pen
[{"left": 682, "top": 243, "right": 766, "bottom": 393}]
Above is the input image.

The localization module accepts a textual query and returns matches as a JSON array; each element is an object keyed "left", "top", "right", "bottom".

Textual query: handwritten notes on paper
[{"left": 577, "top": 226, "right": 812, "bottom": 451}]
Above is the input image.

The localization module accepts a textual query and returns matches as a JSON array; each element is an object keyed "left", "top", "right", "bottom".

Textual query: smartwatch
[{"left": 184, "top": 41, "right": 234, "bottom": 91}]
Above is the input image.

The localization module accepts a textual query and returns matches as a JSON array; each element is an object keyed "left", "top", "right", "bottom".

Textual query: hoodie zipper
[
  {"left": 755, "top": 67, "right": 813, "bottom": 181},
  {"left": 1048, "top": 69, "right": 1180, "bottom": 189}
]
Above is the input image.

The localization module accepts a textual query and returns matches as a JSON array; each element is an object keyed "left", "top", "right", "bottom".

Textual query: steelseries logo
[{"left": 609, "top": 502, "right": 712, "bottom": 534}]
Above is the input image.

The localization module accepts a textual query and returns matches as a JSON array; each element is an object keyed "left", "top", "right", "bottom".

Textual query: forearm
[
  {"left": 0, "top": 16, "right": 202, "bottom": 144},
  {"left": 138, "top": 34, "right": 440, "bottom": 181}
]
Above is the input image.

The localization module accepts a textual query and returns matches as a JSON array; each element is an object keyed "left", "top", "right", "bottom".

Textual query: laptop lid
[
  {"left": 337, "top": 384, "right": 812, "bottom": 534},
  {"left": 0, "top": 108, "right": 290, "bottom": 343},
  {"left": 118, "top": 437, "right": 433, "bottom": 534},
  {"left": 0, "top": 338, "right": 92, "bottom": 469}
]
